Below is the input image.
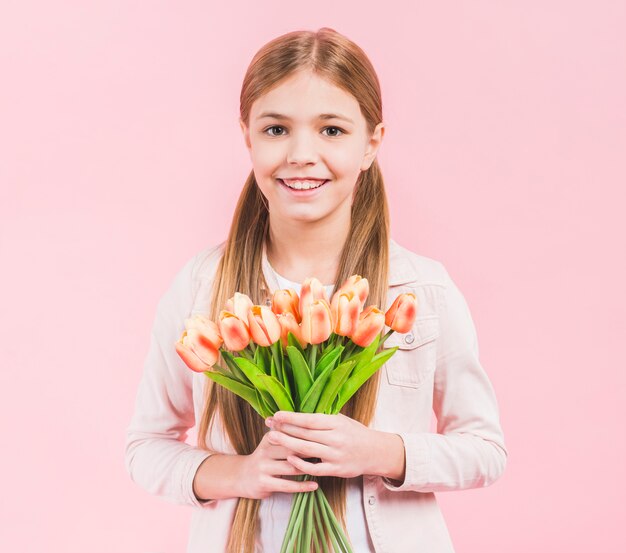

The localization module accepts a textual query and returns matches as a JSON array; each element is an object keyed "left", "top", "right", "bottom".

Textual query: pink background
[{"left": 1, "top": 1, "right": 624, "bottom": 552}]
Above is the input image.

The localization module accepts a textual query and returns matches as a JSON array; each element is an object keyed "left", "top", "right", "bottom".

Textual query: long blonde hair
[{"left": 198, "top": 27, "right": 390, "bottom": 552}]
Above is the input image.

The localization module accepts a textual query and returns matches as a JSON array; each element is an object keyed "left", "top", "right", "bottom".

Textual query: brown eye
[
  {"left": 323, "top": 126, "right": 344, "bottom": 137},
  {"left": 265, "top": 126, "right": 286, "bottom": 137}
]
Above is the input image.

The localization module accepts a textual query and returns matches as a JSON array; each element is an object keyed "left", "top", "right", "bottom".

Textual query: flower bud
[
  {"left": 272, "top": 288, "right": 301, "bottom": 322},
  {"left": 175, "top": 316, "right": 222, "bottom": 372},
  {"left": 218, "top": 310, "right": 251, "bottom": 352},
  {"left": 299, "top": 277, "right": 329, "bottom": 315},
  {"left": 385, "top": 293, "right": 418, "bottom": 333},
  {"left": 300, "top": 299, "right": 333, "bottom": 345},
  {"left": 329, "top": 290, "right": 361, "bottom": 336},
  {"left": 247, "top": 305, "right": 282, "bottom": 347},
  {"left": 351, "top": 306, "right": 385, "bottom": 347},
  {"left": 277, "top": 312, "right": 305, "bottom": 348},
  {"left": 225, "top": 292, "right": 254, "bottom": 326},
  {"left": 338, "top": 274, "right": 369, "bottom": 308}
]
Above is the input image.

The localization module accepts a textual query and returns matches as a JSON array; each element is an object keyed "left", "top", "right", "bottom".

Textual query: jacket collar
[{"left": 260, "top": 237, "right": 416, "bottom": 297}]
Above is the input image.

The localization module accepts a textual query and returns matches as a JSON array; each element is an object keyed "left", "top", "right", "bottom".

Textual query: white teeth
[{"left": 281, "top": 179, "right": 326, "bottom": 190}]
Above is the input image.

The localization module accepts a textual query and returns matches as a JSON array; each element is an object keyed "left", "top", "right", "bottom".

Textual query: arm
[
  {"left": 381, "top": 267, "right": 508, "bottom": 493},
  {"left": 124, "top": 249, "right": 222, "bottom": 508}
]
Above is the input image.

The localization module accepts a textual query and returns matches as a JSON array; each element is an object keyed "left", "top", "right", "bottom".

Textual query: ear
[
  {"left": 239, "top": 118, "right": 251, "bottom": 150},
  {"left": 360, "top": 122, "right": 385, "bottom": 171}
]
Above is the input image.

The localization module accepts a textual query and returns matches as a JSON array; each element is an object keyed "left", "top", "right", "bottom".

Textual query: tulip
[
  {"left": 218, "top": 310, "right": 251, "bottom": 352},
  {"left": 247, "top": 305, "right": 282, "bottom": 347},
  {"left": 299, "top": 277, "right": 329, "bottom": 315},
  {"left": 300, "top": 299, "right": 333, "bottom": 345},
  {"left": 225, "top": 292, "right": 254, "bottom": 326},
  {"left": 272, "top": 288, "right": 301, "bottom": 322},
  {"left": 329, "top": 290, "right": 361, "bottom": 336},
  {"left": 385, "top": 293, "right": 418, "bottom": 333},
  {"left": 338, "top": 274, "right": 369, "bottom": 308},
  {"left": 351, "top": 306, "right": 386, "bottom": 347},
  {"left": 277, "top": 312, "right": 306, "bottom": 348},
  {"left": 175, "top": 316, "right": 223, "bottom": 372}
]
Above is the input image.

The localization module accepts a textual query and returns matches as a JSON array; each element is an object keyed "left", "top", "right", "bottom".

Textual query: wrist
[{"left": 369, "top": 430, "right": 406, "bottom": 482}]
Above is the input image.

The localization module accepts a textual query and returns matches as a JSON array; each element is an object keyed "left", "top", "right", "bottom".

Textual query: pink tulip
[
  {"left": 338, "top": 274, "right": 369, "bottom": 308},
  {"left": 225, "top": 292, "right": 254, "bottom": 327},
  {"left": 175, "top": 316, "right": 223, "bottom": 372},
  {"left": 247, "top": 305, "right": 282, "bottom": 346},
  {"left": 351, "top": 306, "right": 386, "bottom": 347},
  {"left": 385, "top": 293, "right": 418, "bottom": 333},
  {"left": 299, "top": 277, "right": 329, "bottom": 315},
  {"left": 272, "top": 288, "right": 301, "bottom": 322},
  {"left": 277, "top": 312, "right": 306, "bottom": 348},
  {"left": 329, "top": 290, "right": 361, "bottom": 336},
  {"left": 300, "top": 299, "right": 333, "bottom": 345},
  {"left": 218, "top": 310, "right": 251, "bottom": 352}
]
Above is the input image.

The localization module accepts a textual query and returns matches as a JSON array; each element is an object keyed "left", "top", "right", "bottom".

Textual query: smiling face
[{"left": 239, "top": 69, "right": 384, "bottom": 226}]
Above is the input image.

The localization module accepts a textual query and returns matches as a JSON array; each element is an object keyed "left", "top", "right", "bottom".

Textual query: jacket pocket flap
[{"left": 384, "top": 315, "right": 440, "bottom": 350}]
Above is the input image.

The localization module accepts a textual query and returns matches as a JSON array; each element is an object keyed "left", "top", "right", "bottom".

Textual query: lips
[{"left": 277, "top": 178, "right": 329, "bottom": 191}]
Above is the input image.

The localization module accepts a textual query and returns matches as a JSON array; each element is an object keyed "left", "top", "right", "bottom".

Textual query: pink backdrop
[{"left": 1, "top": 1, "right": 624, "bottom": 552}]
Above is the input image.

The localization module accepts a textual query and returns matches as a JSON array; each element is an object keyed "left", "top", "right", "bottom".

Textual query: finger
[
  {"left": 270, "top": 411, "right": 338, "bottom": 430},
  {"left": 286, "top": 454, "right": 329, "bottom": 477},
  {"left": 271, "top": 460, "right": 307, "bottom": 477},
  {"left": 269, "top": 421, "right": 331, "bottom": 444},
  {"left": 272, "top": 476, "right": 318, "bottom": 494},
  {"left": 267, "top": 430, "right": 330, "bottom": 459}
]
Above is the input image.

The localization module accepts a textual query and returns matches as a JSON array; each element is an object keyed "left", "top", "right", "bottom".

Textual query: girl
[{"left": 125, "top": 27, "right": 508, "bottom": 553}]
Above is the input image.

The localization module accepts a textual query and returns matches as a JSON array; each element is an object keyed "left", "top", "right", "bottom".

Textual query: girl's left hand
[{"left": 265, "top": 411, "right": 380, "bottom": 479}]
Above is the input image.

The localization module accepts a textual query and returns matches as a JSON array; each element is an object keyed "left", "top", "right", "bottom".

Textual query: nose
[{"left": 286, "top": 131, "right": 318, "bottom": 166}]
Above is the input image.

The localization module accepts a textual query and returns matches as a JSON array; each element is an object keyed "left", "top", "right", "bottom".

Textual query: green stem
[
  {"left": 317, "top": 489, "right": 353, "bottom": 552},
  {"left": 309, "top": 343, "right": 318, "bottom": 378},
  {"left": 280, "top": 479, "right": 309, "bottom": 553},
  {"left": 315, "top": 490, "right": 344, "bottom": 553},
  {"left": 313, "top": 496, "right": 330, "bottom": 553},
  {"left": 379, "top": 328, "right": 394, "bottom": 346}
]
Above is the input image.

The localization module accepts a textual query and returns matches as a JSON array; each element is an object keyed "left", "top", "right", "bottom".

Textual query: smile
[{"left": 277, "top": 178, "right": 329, "bottom": 191}]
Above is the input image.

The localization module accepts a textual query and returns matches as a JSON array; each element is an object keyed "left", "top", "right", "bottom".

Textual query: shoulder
[
  {"left": 156, "top": 241, "right": 225, "bottom": 315},
  {"left": 388, "top": 238, "right": 449, "bottom": 288}
]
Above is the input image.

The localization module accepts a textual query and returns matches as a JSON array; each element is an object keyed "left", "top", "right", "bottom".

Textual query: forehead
[{"left": 251, "top": 70, "right": 362, "bottom": 123}]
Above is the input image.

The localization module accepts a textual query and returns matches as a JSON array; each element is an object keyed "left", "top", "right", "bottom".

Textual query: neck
[{"left": 266, "top": 212, "right": 351, "bottom": 286}]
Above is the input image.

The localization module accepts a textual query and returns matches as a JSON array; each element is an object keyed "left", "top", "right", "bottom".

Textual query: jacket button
[
  {"left": 404, "top": 333, "right": 415, "bottom": 344},
  {"left": 368, "top": 496, "right": 376, "bottom": 505},
  {"left": 265, "top": 298, "right": 272, "bottom": 306}
]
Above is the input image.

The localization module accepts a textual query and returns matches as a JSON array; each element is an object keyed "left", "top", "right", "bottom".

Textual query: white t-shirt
[{"left": 257, "top": 266, "right": 375, "bottom": 552}]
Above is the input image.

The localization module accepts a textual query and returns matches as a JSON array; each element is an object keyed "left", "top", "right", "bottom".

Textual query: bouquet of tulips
[{"left": 175, "top": 274, "right": 417, "bottom": 553}]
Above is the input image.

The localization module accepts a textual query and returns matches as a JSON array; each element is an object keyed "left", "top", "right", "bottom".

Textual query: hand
[
  {"left": 237, "top": 430, "right": 319, "bottom": 500},
  {"left": 265, "top": 411, "right": 381, "bottom": 479}
]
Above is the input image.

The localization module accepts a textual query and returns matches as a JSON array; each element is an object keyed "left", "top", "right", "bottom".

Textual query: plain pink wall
[{"left": 1, "top": 1, "right": 624, "bottom": 552}]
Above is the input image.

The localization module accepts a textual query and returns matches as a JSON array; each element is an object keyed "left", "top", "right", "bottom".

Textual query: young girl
[{"left": 125, "top": 27, "right": 507, "bottom": 553}]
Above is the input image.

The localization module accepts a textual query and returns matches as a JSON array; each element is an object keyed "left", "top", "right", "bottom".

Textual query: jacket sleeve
[
  {"left": 381, "top": 266, "right": 508, "bottom": 493},
  {"left": 124, "top": 251, "right": 218, "bottom": 508}
]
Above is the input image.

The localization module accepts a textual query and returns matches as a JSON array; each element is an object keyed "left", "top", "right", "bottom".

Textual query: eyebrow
[{"left": 256, "top": 112, "right": 355, "bottom": 124}]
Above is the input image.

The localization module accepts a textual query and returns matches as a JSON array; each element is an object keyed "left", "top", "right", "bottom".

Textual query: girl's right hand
[{"left": 237, "top": 430, "right": 319, "bottom": 499}]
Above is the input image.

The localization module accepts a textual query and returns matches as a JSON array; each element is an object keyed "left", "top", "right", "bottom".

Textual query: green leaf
[
  {"left": 300, "top": 362, "right": 335, "bottom": 413},
  {"left": 286, "top": 346, "right": 313, "bottom": 408},
  {"left": 232, "top": 356, "right": 278, "bottom": 413},
  {"left": 253, "top": 344, "right": 268, "bottom": 374},
  {"left": 287, "top": 331, "right": 305, "bottom": 356},
  {"left": 203, "top": 371, "right": 262, "bottom": 415},
  {"left": 350, "top": 334, "right": 380, "bottom": 371},
  {"left": 254, "top": 388, "right": 275, "bottom": 418},
  {"left": 221, "top": 350, "right": 251, "bottom": 384},
  {"left": 257, "top": 374, "right": 295, "bottom": 411},
  {"left": 335, "top": 346, "right": 398, "bottom": 413},
  {"left": 312, "top": 346, "right": 343, "bottom": 380},
  {"left": 315, "top": 359, "right": 356, "bottom": 414},
  {"left": 270, "top": 354, "right": 278, "bottom": 380}
]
